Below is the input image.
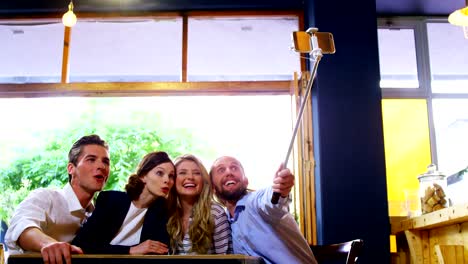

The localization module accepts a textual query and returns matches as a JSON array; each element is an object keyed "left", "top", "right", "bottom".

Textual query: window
[
  {"left": 0, "top": 13, "right": 314, "bottom": 241},
  {"left": 0, "top": 22, "right": 63, "bottom": 83},
  {"left": 378, "top": 18, "right": 468, "bottom": 216},
  {"left": 432, "top": 99, "right": 468, "bottom": 175},
  {"left": 381, "top": 99, "right": 431, "bottom": 216},
  {"left": 187, "top": 16, "right": 300, "bottom": 81},
  {"left": 427, "top": 23, "right": 468, "bottom": 93},
  {"left": 0, "top": 95, "right": 292, "bottom": 190},
  {"left": 378, "top": 27, "right": 419, "bottom": 88},
  {"left": 70, "top": 19, "right": 183, "bottom": 82}
]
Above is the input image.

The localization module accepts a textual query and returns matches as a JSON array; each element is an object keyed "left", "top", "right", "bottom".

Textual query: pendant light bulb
[
  {"left": 62, "top": 1, "right": 77, "bottom": 27},
  {"left": 448, "top": 0, "right": 468, "bottom": 39},
  {"left": 448, "top": 6, "right": 468, "bottom": 26}
]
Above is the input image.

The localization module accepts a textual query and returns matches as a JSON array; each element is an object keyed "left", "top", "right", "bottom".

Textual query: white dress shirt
[{"left": 5, "top": 183, "right": 94, "bottom": 254}]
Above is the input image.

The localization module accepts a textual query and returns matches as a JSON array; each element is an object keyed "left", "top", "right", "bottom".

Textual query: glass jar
[{"left": 418, "top": 164, "right": 449, "bottom": 214}]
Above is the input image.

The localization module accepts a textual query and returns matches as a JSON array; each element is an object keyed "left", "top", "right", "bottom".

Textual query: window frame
[
  {"left": 0, "top": 11, "right": 304, "bottom": 96},
  {"left": 378, "top": 16, "right": 468, "bottom": 176},
  {"left": 0, "top": 11, "right": 317, "bottom": 243},
  {"left": 378, "top": 18, "right": 430, "bottom": 99}
]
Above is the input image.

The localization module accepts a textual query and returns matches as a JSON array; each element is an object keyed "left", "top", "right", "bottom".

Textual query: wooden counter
[
  {"left": 391, "top": 202, "right": 468, "bottom": 263},
  {"left": 8, "top": 254, "right": 264, "bottom": 264}
]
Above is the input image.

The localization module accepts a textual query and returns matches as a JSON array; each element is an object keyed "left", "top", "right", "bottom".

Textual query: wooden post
[
  {"left": 181, "top": 15, "right": 188, "bottom": 82},
  {"left": 61, "top": 26, "right": 71, "bottom": 83}
]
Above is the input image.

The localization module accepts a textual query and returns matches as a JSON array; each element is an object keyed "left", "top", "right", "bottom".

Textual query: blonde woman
[{"left": 167, "top": 154, "right": 232, "bottom": 254}]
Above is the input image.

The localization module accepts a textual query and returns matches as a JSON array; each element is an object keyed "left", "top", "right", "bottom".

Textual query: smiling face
[
  {"left": 175, "top": 160, "right": 204, "bottom": 199},
  {"left": 210, "top": 156, "right": 248, "bottom": 201},
  {"left": 68, "top": 144, "right": 110, "bottom": 196},
  {"left": 142, "top": 162, "right": 175, "bottom": 198}
]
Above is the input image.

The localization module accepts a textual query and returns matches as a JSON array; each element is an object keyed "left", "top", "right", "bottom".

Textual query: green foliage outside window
[{"left": 0, "top": 98, "right": 213, "bottom": 230}]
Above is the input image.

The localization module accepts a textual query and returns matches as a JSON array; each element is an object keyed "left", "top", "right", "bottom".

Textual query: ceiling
[
  {"left": 0, "top": 0, "right": 465, "bottom": 17},
  {"left": 375, "top": 0, "right": 465, "bottom": 16}
]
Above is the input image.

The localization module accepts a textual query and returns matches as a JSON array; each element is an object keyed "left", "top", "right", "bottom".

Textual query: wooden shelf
[
  {"left": 391, "top": 202, "right": 468, "bottom": 234},
  {"left": 391, "top": 202, "right": 468, "bottom": 264}
]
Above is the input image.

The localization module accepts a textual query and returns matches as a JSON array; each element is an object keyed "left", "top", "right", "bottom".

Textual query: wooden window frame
[{"left": 0, "top": 11, "right": 316, "bottom": 243}]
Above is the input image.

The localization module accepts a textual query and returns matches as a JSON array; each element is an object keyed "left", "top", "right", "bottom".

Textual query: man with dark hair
[
  {"left": 210, "top": 156, "right": 317, "bottom": 264},
  {"left": 5, "top": 134, "right": 110, "bottom": 264}
]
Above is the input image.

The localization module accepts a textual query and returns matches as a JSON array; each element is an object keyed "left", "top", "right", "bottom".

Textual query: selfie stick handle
[{"left": 271, "top": 31, "right": 323, "bottom": 204}]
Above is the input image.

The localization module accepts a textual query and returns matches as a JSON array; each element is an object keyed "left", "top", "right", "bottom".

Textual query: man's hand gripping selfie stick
[{"left": 271, "top": 28, "right": 334, "bottom": 204}]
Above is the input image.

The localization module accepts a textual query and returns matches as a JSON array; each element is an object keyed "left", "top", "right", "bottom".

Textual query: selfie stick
[{"left": 271, "top": 28, "right": 325, "bottom": 204}]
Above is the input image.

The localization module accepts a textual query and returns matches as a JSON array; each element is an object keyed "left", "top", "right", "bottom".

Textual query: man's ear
[
  {"left": 243, "top": 176, "right": 249, "bottom": 187},
  {"left": 67, "top": 163, "right": 74, "bottom": 175}
]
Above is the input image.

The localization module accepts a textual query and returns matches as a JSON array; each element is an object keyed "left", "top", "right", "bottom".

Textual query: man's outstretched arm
[{"left": 18, "top": 227, "right": 83, "bottom": 264}]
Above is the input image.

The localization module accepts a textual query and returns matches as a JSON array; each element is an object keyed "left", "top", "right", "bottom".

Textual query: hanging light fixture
[
  {"left": 448, "top": 0, "right": 468, "bottom": 39},
  {"left": 62, "top": 1, "right": 77, "bottom": 27}
]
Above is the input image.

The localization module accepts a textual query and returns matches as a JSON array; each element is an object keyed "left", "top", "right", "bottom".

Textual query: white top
[
  {"left": 5, "top": 183, "right": 94, "bottom": 254},
  {"left": 110, "top": 202, "right": 147, "bottom": 246}
]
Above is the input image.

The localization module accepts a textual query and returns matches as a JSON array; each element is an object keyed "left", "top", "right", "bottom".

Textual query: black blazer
[{"left": 72, "top": 190, "right": 169, "bottom": 254}]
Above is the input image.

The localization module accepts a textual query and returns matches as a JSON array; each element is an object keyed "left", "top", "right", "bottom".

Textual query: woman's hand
[{"left": 129, "top": 239, "right": 169, "bottom": 255}]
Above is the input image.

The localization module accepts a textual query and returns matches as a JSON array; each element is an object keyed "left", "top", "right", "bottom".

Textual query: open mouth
[
  {"left": 225, "top": 180, "right": 236, "bottom": 187},
  {"left": 183, "top": 183, "right": 196, "bottom": 188},
  {"left": 94, "top": 175, "right": 105, "bottom": 181}
]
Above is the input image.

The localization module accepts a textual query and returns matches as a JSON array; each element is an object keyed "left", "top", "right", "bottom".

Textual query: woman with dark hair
[{"left": 72, "top": 151, "right": 175, "bottom": 254}]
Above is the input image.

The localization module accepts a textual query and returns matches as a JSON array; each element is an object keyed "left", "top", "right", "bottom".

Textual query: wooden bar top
[
  {"left": 8, "top": 254, "right": 264, "bottom": 264},
  {"left": 391, "top": 201, "right": 468, "bottom": 234}
]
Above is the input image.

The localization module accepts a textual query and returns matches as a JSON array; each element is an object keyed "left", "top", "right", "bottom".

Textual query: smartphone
[{"left": 292, "top": 31, "right": 336, "bottom": 54}]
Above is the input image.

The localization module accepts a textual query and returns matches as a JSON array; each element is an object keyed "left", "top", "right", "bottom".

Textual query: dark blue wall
[{"left": 306, "top": 0, "right": 390, "bottom": 263}]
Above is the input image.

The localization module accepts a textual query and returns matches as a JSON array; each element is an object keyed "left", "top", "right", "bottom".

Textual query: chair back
[{"left": 310, "top": 239, "right": 364, "bottom": 264}]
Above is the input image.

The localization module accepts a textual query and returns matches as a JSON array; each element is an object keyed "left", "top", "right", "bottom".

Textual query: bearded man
[{"left": 210, "top": 156, "right": 317, "bottom": 264}]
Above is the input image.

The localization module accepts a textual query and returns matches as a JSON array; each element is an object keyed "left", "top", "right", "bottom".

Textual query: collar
[
  {"left": 226, "top": 192, "right": 250, "bottom": 223},
  {"left": 60, "top": 183, "right": 95, "bottom": 214},
  {"left": 236, "top": 192, "right": 249, "bottom": 207}
]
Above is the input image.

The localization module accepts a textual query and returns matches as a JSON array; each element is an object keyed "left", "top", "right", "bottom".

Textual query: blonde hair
[{"left": 167, "top": 154, "right": 214, "bottom": 254}]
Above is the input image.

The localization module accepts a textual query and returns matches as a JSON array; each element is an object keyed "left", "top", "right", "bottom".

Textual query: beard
[{"left": 214, "top": 183, "right": 247, "bottom": 202}]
